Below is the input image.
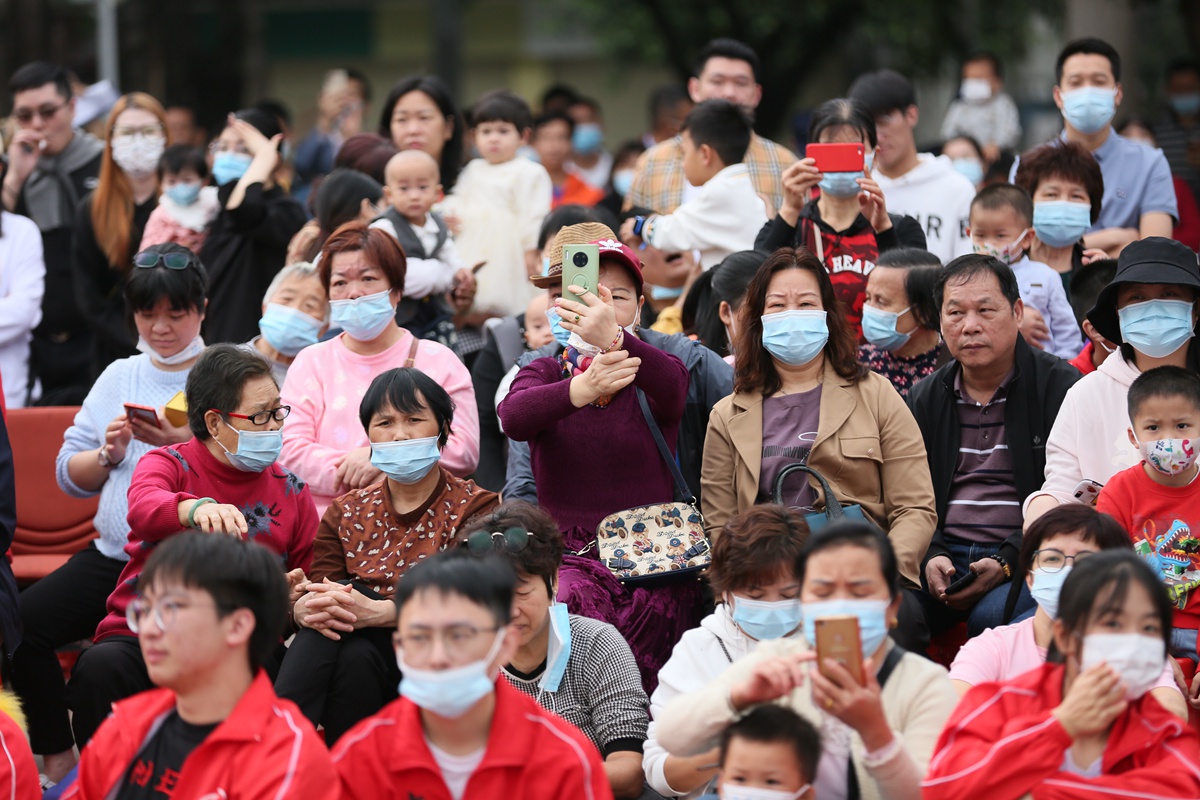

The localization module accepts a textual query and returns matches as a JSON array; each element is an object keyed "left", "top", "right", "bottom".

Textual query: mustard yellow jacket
[{"left": 701, "top": 362, "right": 936, "bottom": 587}]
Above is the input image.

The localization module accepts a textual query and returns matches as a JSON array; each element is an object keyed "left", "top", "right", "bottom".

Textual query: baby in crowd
[
  {"left": 138, "top": 144, "right": 220, "bottom": 252},
  {"left": 713, "top": 705, "right": 820, "bottom": 800}
]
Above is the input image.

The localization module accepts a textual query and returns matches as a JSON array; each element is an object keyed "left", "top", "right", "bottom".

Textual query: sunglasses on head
[
  {"left": 134, "top": 251, "right": 193, "bottom": 270},
  {"left": 466, "top": 527, "right": 529, "bottom": 555}
]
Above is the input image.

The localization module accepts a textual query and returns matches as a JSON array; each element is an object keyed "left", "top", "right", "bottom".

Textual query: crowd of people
[{"left": 0, "top": 30, "right": 1198, "bottom": 800}]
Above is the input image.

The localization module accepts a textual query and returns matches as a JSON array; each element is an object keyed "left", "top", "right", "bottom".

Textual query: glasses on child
[
  {"left": 127, "top": 596, "right": 215, "bottom": 633},
  {"left": 134, "top": 251, "right": 193, "bottom": 270},
  {"left": 213, "top": 406, "right": 291, "bottom": 426},
  {"left": 466, "top": 527, "right": 529, "bottom": 555},
  {"left": 394, "top": 625, "right": 499, "bottom": 658},
  {"left": 1032, "top": 549, "right": 1095, "bottom": 573}
]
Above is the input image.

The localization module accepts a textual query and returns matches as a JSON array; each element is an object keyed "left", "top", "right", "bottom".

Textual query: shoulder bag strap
[
  {"left": 771, "top": 463, "right": 845, "bottom": 523},
  {"left": 404, "top": 336, "right": 420, "bottom": 368},
  {"left": 635, "top": 388, "right": 694, "bottom": 504}
]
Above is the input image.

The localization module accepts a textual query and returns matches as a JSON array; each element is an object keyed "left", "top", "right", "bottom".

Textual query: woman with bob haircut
[
  {"left": 280, "top": 222, "right": 479, "bottom": 516},
  {"left": 701, "top": 246, "right": 936, "bottom": 591},
  {"left": 924, "top": 550, "right": 1200, "bottom": 799},
  {"left": 277, "top": 367, "right": 497, "bottom": 743}
]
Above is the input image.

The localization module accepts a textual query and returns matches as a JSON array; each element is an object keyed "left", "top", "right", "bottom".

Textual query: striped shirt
[{"left": 942, "top": 370, "right": 1022, "bottom": 543}]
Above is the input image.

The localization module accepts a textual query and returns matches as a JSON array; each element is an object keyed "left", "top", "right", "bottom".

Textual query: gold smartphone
[{"left": 814, "top": 615, "right": 865, "bottom": 686}]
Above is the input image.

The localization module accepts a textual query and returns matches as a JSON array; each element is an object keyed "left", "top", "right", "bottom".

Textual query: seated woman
[
  {"left": 280, "top": 222, "right": 479, "bottom": 516},
  {"left": 645, "top": 504, "right": 810, "bottom": 799},
  {"left": 754, "top": 98, "right": 926, "bottom": 336},
  {"left": 656, "top": 521, "right": 958, "bottom": 800},
  {"left": 13, "top": 243, "right": 204, "bottom": 782},
  {"left": 456, "top": 502, "right": 648, "bottom": 800},
  {"left": 948, "top": 504, "right": 1187, "bottom": 720},
  {"left": 701, "top": 246, "right": 936, "bottom": 592},
  {"left": 276, "top": 367, "right": 497, "bottom": 743},
  {"left": 858, "top": 247, "right": 947, "bottom": 397},
  {"left": 497, "top": 235, "right": 701, "bottom": 693},
  {"left": 923, "top": 550, "right": 1200, "bottom": 799},
  {"left": 64, "top": 344, "right": 318, "bottom": 749},
  {"left": 243, "top": 261, "right": 329, "bottom": 385}
]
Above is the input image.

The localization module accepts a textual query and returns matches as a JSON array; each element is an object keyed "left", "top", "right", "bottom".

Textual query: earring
[{"left": 889, "top": 617, "right": 899, "bottom": 629}]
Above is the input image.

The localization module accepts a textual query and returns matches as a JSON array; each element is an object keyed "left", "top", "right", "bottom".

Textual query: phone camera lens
[{"left": 572, "top": 252, "right": 589, "bottom": 267}]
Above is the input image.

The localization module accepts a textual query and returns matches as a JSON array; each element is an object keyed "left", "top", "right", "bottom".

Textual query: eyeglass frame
[
  {"left": 210, "top": 406, "right": 291, "bottom": 427},
  {"left": 126, "top": 595, "right": 219, "bottom": 634},
  {"left": 13, "top": 100, "right": 69, "bottom": 125},
  {"left": 1031, "top": 548, "right": 1095, "bottom": 573},
  {"left": 133, "top": 251, "right": 194, "bottom": 271},
  {"left": 466, "top": 527, "right": 529, "bottom": 555},
  {"left": 393, "top": 624, "right": 500, "bottom": 658}
]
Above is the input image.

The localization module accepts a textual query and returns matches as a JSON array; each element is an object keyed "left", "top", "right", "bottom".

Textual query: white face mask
[
  {"left": 721, "top": 784, "right": 810, "bottom": 800},
  {"left": 1080, "top": 632, "right": 1165, "bottom": 700}
]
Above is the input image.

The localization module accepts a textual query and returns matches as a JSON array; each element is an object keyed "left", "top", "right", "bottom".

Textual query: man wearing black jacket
[{"left": 906, "top": 255, "right": 1079, "bottom": 645}]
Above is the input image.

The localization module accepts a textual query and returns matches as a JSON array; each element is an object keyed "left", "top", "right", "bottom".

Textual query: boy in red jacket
[
  {"left": 63, "top": 533, "right": 335, "bottom": 799},
  {"left": 331, "top": 549, "right": 612, "bottom": 800}
]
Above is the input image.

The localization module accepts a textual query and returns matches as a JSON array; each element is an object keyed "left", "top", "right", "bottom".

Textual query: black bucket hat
[{"left": 1086, "top": 237, "right": 1200, "bottom": 344}]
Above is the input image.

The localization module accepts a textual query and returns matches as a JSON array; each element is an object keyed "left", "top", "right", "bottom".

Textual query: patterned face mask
[{"left": 1134, "top": 435, "right": 1198, "bottom": 476}]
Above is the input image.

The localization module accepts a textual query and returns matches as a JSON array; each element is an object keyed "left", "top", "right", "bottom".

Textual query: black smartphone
[{"left": 944, "top": 571, "right": 977, "bottom": 595}]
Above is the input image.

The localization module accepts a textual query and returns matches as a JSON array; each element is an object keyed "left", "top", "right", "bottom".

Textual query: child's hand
[
  {"left": 1018, "top": 306, "right": 1050, "bottom": 350},
  {"left": 619, "top": 217, "right": 644, "bottom": 247},
  {"left": 451, "top": 268, "right": 476, "bottom": 313}
]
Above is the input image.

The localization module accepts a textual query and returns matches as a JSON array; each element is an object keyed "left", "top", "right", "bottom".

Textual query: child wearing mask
[
  {"left": 714, "top": 706, "right": 819, "bottom": 800},
  {"left": 443, "top": 90, "right": 552, "bottom": 318},
  {"left": 1097, "top": 366, "right": 1200, "bottom": 661},
  {"left": 139, "top": 144, "right": 219, "bottom": 252},
  {"left": 939, "top": 52, "right": 1022, "bottom": 164},
  {"left": 968, "top": 183, "right": 1082, "bottom": 358}
]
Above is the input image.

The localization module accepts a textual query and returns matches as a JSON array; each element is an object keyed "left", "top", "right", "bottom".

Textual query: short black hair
[
  {"left": 1018, "top": 504, "right": 1132, "bottom": 577},
  {"left": 694, "top": 38, "right": 761, "bottom": 83},
  {"left": 1049, "top": 550, "right": 1171, "bottom": 664},
  {"left": 1069, "top": 258, "right": 1117, "bottom": 327},
  {"left": 797, "top": 520, "right": 899, "bottom": 599},
  {"left": 934, "top": 254, "right": 1021, "bottom": 311},
  {"left": 141, "top": 532, "right": 288, "bottom": 672},
  {"left": 875, "top": 248, "right": 943, "bottom": 332},
  {"left": 536, "top": 204, "right": 618, "bottom": 251},
  {"left": 650, "top": 85, "right": 689, "bottom": 121},
  {"left": 943, "top": 134, "right": 984, "bottom": 161},
  {"left": 254, "top": 99, "right": 292, "bottom": 129},
  {"left": 532, "top": 110, "right": 574, "bottom": 138},
  {"left": 809, "top": 98, "right": 877, "bottom": 149},
  {"left": 9, "top": 61, "right": 71, "bottom": 100},
  {"left": 1167, "top": 59, "right": 1200, "bottom": 82},
  {"left": 1056, "top": 38, "right": 1122, "bottom": 85},
  {"left": 345, "top": 68, "right": 373, "bottom": 103},
  {"left": 470, "top": 89, "right": 532, "bottom": 132},
  {"left": 315, "top": 168, "right": 383, "bottom": 235},
  {"left": 1127, "top": 365, "right": 1200, "bottom": 423},
  {"left": 359, "top": 368, "right": 454, "bottom": 448},
  {"left": 682, "top": 99, "right": 753, "bottom": 166},
  {"left": 458, "top": 502, "right": 564, "bottom": 597},
  {"left": 159, "top": 144, "right": 208, "bottom": 181},
  {"left": 185, "top": 344, "right": 277, "bottom": 440},
  {"left": 718, "top": 705, "right": 821, "bottom": 782},
  {"left": 540, "top": 84, "right": 580, "bottom": 112},
  {"left": 232, "top": 107, "right": 282, "bottom": 141},
  {"left": 848, "top": 69, "right": 917, "bottom": 117},
  {"left": 964, "top": 50, "right": 1003, "bottom": 79},
  {"left": 971, "top": 182, "right": 1035, "bottom": 228},
  {"left": 124, "top": 243, "right": 209, "bottom": 332},
  {"left": 394, "top": 548, "right": 516, "bottom": 629}
]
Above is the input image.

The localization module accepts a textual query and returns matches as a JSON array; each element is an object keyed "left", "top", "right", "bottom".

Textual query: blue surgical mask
[
  {"left": 397, "top": 632, "right": 504, "bottom": 718},
  {"left": 952, "top": 158, "right": 984, "bottom": 186},
  {"left": 1030, "top": 566, "right": 1071, "bottom": 619},
  {"left": 730, "top": 595, "right": 803, "bottom": 641},
  {"left": 1170, "top": 93, "right": 1200, "bottom": 117},
  {"left": 572, "top": 123, "right": 604, "bottom": 155},
  {"left": 370, "top": 436, "right": 441, "bottom": 484},
  {"left": 164, "top": 182, "right": 201, "bottom": 207},
  {"left": 1032, "top": 201, "right": 1091, "bottom": 248},
  {"left": 544, "top": 308, "right": 571, "bottom": 348},
  {"left": 217, "top": 420, "right": 283, "bottom": 473},
  {"left": 211, "top": 151, "right": 253, "bottom": 186},
  {"left": 1118, "top": 298, "right": 1196, "bottom": 358},
  {"left": 1061, "top": 87, "right": 1116, "bottom": 135},
  {"left": 761, "top": 310, "right": 828, "bottom": 367},
  {"left": 612, "top": 169, "right": 634, "bottom": 196},
  {"left": 259, "top": 303, "right": 323, "bottom": 357},
  {"left": 818, "top": 171, "right": 861, "bottom": 198},
  {"left": 861, "top": 304, "right": 913, "bottom": 352},
  {"left": 329, "top": 289, "right": 395, "bottom": 342},
  {"left": 801, "top": 598, "right": 891, "bottom": 656},
  {"left": 539, "top": 603, "right": 572, "bottom": 695}
]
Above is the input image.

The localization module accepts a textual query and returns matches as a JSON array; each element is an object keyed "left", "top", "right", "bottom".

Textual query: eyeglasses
[
  {"left": 466, "top": 527, "right": 529, "bottom": 555},
  {"left": 134, "top": 251, "right": 193, "bottom": 270},
  {"left": 394, "top": 624, "right": 498, "bottom": 658},
  {"left": 213, "top": 406, "right": 291, "bottom": 426},
  {"left": 112, "top": 125, "right": 164, "bottom": 139},
  {"left": 127, "top": 596, "right": 215, "bottom": 633},
  {"left": 14, "top": 100, "right": 68, "bottom": 125},
  {"left": 1032, "top": 548, "right": 1095, "bottom": 573}
]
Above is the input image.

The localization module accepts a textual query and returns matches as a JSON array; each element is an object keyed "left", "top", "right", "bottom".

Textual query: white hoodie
[
  {"left": 1023, "top": 349, "right": 1142, "bottom": 512},
  {"left": 644, "top": 604, "right": 801, "bottom": 798},
  {"left": 874, "top": 153, "right": 975, "bottom": 264}
]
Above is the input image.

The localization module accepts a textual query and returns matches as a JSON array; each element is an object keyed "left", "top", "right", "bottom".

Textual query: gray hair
[{"left": 261, "top": 262, "right": 329, "bottom": 323}]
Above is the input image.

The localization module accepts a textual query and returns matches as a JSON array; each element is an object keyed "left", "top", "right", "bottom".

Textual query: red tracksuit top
[
  {"left": 331, "top": 677, "right": 614, "bottom": 800},
  {"left": 62, "top": 671, "right": 337, "bottom": 799},
  {"left": 922, "top": 662, "right": 1200, "bottom": 800}
]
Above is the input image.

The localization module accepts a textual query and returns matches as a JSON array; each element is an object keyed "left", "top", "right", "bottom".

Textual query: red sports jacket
[
  {"left": 923, "top": 662, "right": 1200, "bottom": 799},
  {"left": 63, "top": 671, "right": 336, "bottom": 800}
]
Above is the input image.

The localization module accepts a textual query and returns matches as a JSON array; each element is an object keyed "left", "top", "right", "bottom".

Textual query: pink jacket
[{"left": 279, "top": 331, "right": 479, "bottom": 515}]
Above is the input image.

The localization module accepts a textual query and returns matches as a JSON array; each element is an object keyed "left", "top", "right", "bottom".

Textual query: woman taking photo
[
  {"left": 754, "top": 99, "right": 925, "bottom": 335},
  {"left": 858, "top": 247, "right": 946, "bottom": 397},
  {"left": 277, "top": 367, "right": 497, "bottom": 743},
  {"left": 13, "top": 243, "right": 205, "bottom": 782},
  {"left": 280, "top": 222, "right": 479, "bottom": 516},
  {"left": 73, "top": 92, "right": 169, "bottom": 376},
  {"left": 645, "top": 504, "right": 809, "bottom": 799},
  {"left": 378, "top": 75, "right": 463, "bottom": 192},
  {"left": 701, "top": 247, "right": 936, "bottom": 590},
  {"left": 657, "top": 521, "right": 958, "bottom": 800},
  {"left": 924, "top": 550, "right": 1200, "bottom": 799}
]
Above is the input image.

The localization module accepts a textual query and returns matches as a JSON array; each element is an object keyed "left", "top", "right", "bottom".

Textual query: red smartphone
[
  {"left": 806, "top": 142, "right": 865, "bottom": 174},
  {"left": 124, "top": 402, "right": 162, "bottom": 429},
  {"left": 814, "top": 615, "right": 865, "bottom": 686}
]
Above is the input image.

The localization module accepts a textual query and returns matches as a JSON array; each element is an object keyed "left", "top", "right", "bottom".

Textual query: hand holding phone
[
  {"left": 944, "top": 571, "right": 978, "bottom": 596},
  {"left": 562, "top": 244, "right": 600, "bottom": 308},
  {"left": 814, "top": 615, "right": 865, "bottom": 686},
  {"left": 1072, "top": 479, "right": 1104, "bottom": 507},
  {"left": 124, "top": 402, "right": 162, "bottom": 429}
]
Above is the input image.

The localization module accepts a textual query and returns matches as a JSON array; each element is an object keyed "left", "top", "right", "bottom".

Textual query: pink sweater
[{"left": 279, "top": 331, "right": 480, "bottom": 515}]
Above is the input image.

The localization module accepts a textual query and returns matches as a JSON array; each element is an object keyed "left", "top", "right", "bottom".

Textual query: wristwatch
[{"left": 97, "top": 448, "right": 121, "bottom": 469}]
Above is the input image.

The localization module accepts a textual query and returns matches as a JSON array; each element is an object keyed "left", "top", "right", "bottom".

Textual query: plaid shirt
[{"left": 624, "top": 132, "right": 797, "bottom": 214}]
